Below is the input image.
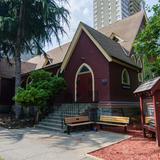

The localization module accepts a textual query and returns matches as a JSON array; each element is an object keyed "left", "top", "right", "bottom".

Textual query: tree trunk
[
  {"left": 14, "top": 48, "right": 21, "bottom": 119},
  {"left": 14, "top": 1, "right": 24, "bottom": 119},
  {"left": 15, "top": 50, "right": 21, "bottom": 91},
  {"left": 35, "top": 111, "right": 40, "bottom": 124}
]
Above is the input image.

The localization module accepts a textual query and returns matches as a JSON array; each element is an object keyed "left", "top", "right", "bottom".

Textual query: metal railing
[{"left": 51, "top": 103, "right": 97, "bottom": 129}]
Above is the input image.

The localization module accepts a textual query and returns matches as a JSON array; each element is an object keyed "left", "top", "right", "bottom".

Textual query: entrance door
[{"left": 76, "top": 66, "right": 93, "bottom": 103}]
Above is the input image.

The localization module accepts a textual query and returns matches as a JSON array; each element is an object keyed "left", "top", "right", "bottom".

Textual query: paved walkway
[{"left": 0, "top": 127, "right": 130, "bottom": 160}]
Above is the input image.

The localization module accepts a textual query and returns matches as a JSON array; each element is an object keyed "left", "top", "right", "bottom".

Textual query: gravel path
[{"left": 90, "top": 130, "right": 160, "bottom": 160}]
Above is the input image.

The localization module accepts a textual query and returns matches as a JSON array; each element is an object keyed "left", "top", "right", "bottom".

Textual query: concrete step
[
  {"left": 47, "top": 115, "right": 62, "bottom": 120},
  {"left": 36, "top": 103, "right": 96, "bottom": 132},
  {"left": 36, "top": 124, "right": 63, "bottom": 132},
  {"left": 43, "top": 119, "right": 62, "bottom": 123},
  {"left": 49, "top": 113, "right": 79, "bottom": 118},
  {"left": 39, "top": 121, "right": 62, "bottom": 128}
]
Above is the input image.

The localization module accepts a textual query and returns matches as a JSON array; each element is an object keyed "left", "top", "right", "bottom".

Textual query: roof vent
[
  {"left": 44, "top": 57, "right": 53, "bottom": 66},
  {"left": 110, "top": 33, "right": 124, "bottom": 43}
]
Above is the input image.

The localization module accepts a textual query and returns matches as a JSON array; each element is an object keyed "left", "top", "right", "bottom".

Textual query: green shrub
[{"left": 14, "top": 70, "right": 66, "bottom": 121}]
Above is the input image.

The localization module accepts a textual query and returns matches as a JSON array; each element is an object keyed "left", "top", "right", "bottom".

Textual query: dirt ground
[{"left": 90, "top": 127, "right": 160, "bottom": 160}]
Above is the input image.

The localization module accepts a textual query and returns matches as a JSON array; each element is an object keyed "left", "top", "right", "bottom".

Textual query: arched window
[
  {"left": 138, "top": 73, "right": 143, "bottom": 83},
  {"left": 131, "top": 55, "right": 137, "bottom": 64},
  {"left": 137, "top": 58, "right": 143, "bottom": 68},
  {"left": 137, "top": 58, "right": 143, "bottom": 82},
  {"left": 79, "top": 66, "right": 90, "bottom": 74},
  {"left": 121, "top": 69, "right": 130, "bottom": 85}
]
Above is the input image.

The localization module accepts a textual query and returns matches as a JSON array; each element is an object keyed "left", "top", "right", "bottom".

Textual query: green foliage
[
  {"left": 134, "top": 2, "right": 160, "bottom": 57},
  {"left": 0, "top": 0, "right": 70, "bottom": 57},
  {"left": 134, "top": 1, "right": 160, "bottom": 80},
  {"left": 14, "top": 70, "right": 66, "bottom": 111}
]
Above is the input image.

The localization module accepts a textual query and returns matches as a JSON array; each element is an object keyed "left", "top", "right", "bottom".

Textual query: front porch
[{"left": 36, "top": 102, "right": 140, "bottom": 132}]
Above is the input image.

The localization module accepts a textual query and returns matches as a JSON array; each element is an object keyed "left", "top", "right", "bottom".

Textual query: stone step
[
  {"left": 48, "top": 115, "right": 62, "bottom": 120},
  {"left": 39, "top": 121, "right": 62, "bottom": 128},
  {"left": 43, "top": 119, "right": 62, "bottom": 123},
  {"left": 49, "top": 113, "right": 79, "bottom": 117},
  {"left": 36, "top": 124, "right": 63, "bottom": 132},
  {"left": 36, "top": 103, "right": 96, "bottom": 132}
]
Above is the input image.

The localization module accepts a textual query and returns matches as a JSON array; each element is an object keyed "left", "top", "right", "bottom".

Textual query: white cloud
[
  {"left": 83, "top": 8, "right": 89, "bottom": 16},
  {"left": 45, "top": 0, "right": 158, "bottom": 51}
]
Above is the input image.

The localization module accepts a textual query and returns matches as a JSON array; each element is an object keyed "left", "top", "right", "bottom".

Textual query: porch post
[
  {"left": 153, "top": 95, "right": 160, "bottom": 147},
  {"left": 140, "top": 96, "right": 145, "bottom": 137}
]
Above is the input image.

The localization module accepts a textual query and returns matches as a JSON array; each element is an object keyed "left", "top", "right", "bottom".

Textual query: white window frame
[
  {"left": 121, "top": 68, "right": 130, "bottom": 86},
  {"left": 131, "top": 55, "right": 137, "bottom": 64}
]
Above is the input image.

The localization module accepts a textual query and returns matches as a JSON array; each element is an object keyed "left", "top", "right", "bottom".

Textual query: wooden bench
[
  {"left": 145, "top": 116, "right": 155, "bottom": 125},
  {"left": 96, "top": 115, "right": 130, "bottom": 132},
  {"left": 64, "top": 116, "right": 94, "bottom": 134},
  {"left": 143, "top": 117, "right": 155, "bottom": 136}
]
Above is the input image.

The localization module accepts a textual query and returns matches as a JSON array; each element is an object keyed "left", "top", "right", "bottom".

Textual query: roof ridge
[
  {"left": 81, "top": 22, "right": 139, "bottom": 68},
  {"left": 81, "top": 22, "right": 123, "bottom": 47},
  {"left": 98, "top": 10, "right": 144, "bottom": 31},
  {"left": 27, "top": 42, "right": 70, "bottom": 63}
]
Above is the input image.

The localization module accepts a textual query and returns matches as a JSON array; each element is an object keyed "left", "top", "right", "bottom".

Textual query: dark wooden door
[{"left": 77, "top": 73, "right": 92, "bottom": 102}]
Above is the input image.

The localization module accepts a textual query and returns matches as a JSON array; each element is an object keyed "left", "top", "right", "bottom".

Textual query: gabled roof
[
  {"left": 82, "top": 23, "right": 138, "bottom": 67},
  {"left": 60, "top": 22, "right": 140, "bottom": 72},
  {"left": 99, "top": 11, "right": 146, "bottom": 53},
  {"left": 27, "top": 42, "right": 70, "bottom": 69},
  {"left": 27, "top": 11, "right": 145, "bottom": 72},
  {"left": 21, "top": 61, "right": 37, "bottom": 74},
  {"left": 134, "top": 77, "right": 160, "bottom": 94},
  {"left": 0, "top": 59, "right": 36, "bottom": 78}
]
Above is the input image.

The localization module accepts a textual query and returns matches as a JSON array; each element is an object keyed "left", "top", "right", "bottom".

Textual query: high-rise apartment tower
[{"left": 93, "top": 0, "right": 144, "bottom": 29}]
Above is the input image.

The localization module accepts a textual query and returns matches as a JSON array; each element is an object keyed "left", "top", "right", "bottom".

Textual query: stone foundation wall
[
  {"left": 97, "top": 102, "right": 140, "bottom": 124},
  {"left": 0, "top": 105, "right": 11, "bottom": 113}
]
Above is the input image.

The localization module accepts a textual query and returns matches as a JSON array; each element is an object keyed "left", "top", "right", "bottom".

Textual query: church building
[{"left": 0, "top": 11, "right": 146, "bottom": 116}]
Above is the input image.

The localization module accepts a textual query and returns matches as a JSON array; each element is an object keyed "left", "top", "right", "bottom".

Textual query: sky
[{"left": 44, "top": 0, "right": 159, "bottom": 51}]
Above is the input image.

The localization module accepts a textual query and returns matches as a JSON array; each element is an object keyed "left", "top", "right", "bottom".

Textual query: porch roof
[{"left": 134, "top": 77, "right": 160, "bottom": 94}]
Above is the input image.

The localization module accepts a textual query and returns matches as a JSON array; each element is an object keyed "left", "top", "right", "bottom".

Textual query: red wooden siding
[
  {"left": 109, "top": 62, "right": 139, "bottom": 102},
  {"left": 63, "top": 31, "right": 139, "bottom": 103},
  {"left": 64, "top": 31, "right": 110, "bottom": 102}
]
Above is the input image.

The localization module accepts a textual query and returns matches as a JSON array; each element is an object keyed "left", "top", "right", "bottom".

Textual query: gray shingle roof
[
  {"left": 99, "top": 11, "right": 145, "bottom": 53},
  {"left": 0, "top": 59, "right": 37, "bottom": 78},
  {"left": 27, "top": 11, "right": 145, "bottom": 72},
  {"left": 82, "top": 22, "right": 139, "bottom": 68},
  {"left": 134, "top": 77, "right": 160, "bottom": 93}
]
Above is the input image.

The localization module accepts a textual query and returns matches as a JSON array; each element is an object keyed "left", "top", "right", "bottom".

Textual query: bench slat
[
  {"left": 100, "top": 116, "right": 129, "bottom": 124},
  {"left": 65, "top": 116, "right": 89, "bottom": 124},
  {"left": 64, "top": 116, "right": 93, "bottom": 134},
  {"left": 145, "top": 116, "right": 154, "bottom": 124},
  {"left": 97, "top": 122, "right": 127, "bottom": 127},
  {"left": 68, "top": 121, "right": 94, "bottom": 127}
]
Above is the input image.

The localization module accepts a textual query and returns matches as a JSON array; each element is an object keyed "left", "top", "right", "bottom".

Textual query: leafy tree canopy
[
  {"left": 0, "top": 0, "right": 69, "bottom": 58},
  {"left": 0, "top": 0, "right": 69, "bottom": 119},
  {"left": 134, "top": 1, "right": 160, "bottom": 80}
]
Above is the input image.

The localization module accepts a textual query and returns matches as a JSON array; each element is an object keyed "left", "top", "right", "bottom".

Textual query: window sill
[{"left": 122, "top": 84, "right": 131, "bottom": 89}]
